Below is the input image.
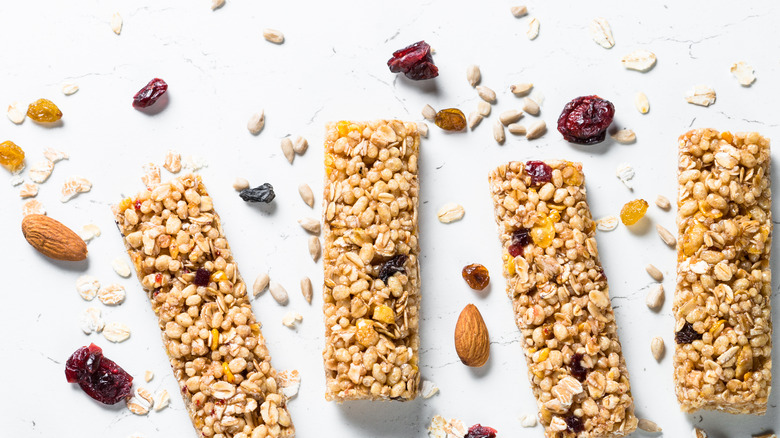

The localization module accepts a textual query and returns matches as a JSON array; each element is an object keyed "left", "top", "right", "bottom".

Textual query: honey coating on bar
[
  {"left": 489, "top": 160, "right": 637, "bottom": 437},
  {"left": 322, "top": 120, "right": 420, "bottom": 401},
  {"left": 675, "top": 129, "right": 772, "bottom": 414},
  {"left": 113, "top": 174, "right": 294, "bottom": 438}
]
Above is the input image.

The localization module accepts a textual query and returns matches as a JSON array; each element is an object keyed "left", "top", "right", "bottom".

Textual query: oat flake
[
  {"left": 29, "top": 160, "right": 54, "bottom": 183},
  {"left": 126, "top": 397, "right": 148, "bottom": 415},
  {"left": 685, "top": 85, "right": 716, "bottom": 107},
  {"left": 164, "top": 150, "right": 182, "bottom": 173},
  {"left": 420, "top": 379, "right": 439, "bottom": 399},
  {"left": 282, "top": 312, "right": 303, "bottom": 328},
  {"left": 615, "top": 163, "right": 635, "bottom": 189},
  {"left": 43, "top": 148, "right": 69, "bottom": 163},
  {"left": 22, "top": 199, "right": 46, "bottom": 216},
  {"left": 7, "top": 101, "right": 26, "bottom": 124},
  {"left": 78, "top": 307, "right": 105, "bottom": 334},
  {"left": 19, "top": 183, "right": 38, "bottom": 198},
  {"left": 527, "top": 17, "right": 540, "bottom": 40},
  {"left": 277, "top": 369, "right": 301, "bottom": 399},
  {"left": 596, "top": 216, "right": 619, "bottom": 231},
  {"left": 110, "top": 13, "right": 123, "bottom": 35},
  {"left": 98, "top": 284, "right": 126, "bottom": 305},
  {"left": 611, "top": 129, "right": 636, "bottom": 144},
  {"left": 730, "top": 61, "right": 756, "bottom": 86},
  {"left": 154, "top": 389, "right": 170, "bottom": 411},
  {"left": 437, "top": 202, "right": 465, "bottom": 223},
  {"left": 589, "top": 17, "right": 614, "bottom": 49},
  {"left": 10, "top": 175, "right": 24, "bottom": 186},
  {"left": 519, "top": 413, "right": 538, "bottom": 427},
  {"left": 76, "top": 275, "right": 101, "bottom": 301},
  {"left": 60, "top": 176, "right": 92, "bottom": 202},
  {"left": 103, "top": 322, "right": 131, "bottom": 343},
  {"left": 621, "top": 50, "right": 656, "bottom": 72},
  {"left": 62, "top": 83, "right": 79, "bottom": 95},
  {"left": 78, "top": 224, "right": 102, "bottom": 242}
]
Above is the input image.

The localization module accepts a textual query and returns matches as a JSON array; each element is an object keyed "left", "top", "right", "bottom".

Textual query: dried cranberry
[
  {"left": 570, "top": 353, "right": 588, "bottom": 381},
  {"left": 557, "top": 95, "right": 615, "bottom": 145},
  {"left": 465, "top": 424, "right": 497, "bottom": 438},
  {"left": 387, "top": 41, "right": 438, "bottom": 80},
  {"left": 526, "top": 161, "right": 552, "bottom": 186},
  {"left": 675, "top": 322, "right": 702, "bottom": 344},
  {"left": 133, "top": 78, "right": 168, "bottom": 108},
  {"left": 65, "top": 343, "right": 133, "bottom": 405},
  {"left": 508, "top": 228, "right": 531, "bottom": 257},
  {"left": 565, "top": 415, "right": 584, "bottom": 433},
  {"left": 193, "top": 268, "right": 211, "bottom": 286},
  {"left": 378, "top": 254, "right": 408, "bottom": 283}
]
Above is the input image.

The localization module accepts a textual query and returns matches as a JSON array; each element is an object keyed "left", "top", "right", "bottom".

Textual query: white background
[{"left": 1, "top": 1, "right": 778, "bottom": 437}]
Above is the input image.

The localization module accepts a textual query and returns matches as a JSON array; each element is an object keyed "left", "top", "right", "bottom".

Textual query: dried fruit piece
[
  {"left": 565, "top": 415, "right": 584, "bottom": 433},
  {"left": 378, "top": 254, "right": 408, "bottom": 283},
  {"left": 465, "top": 424, "right": 497, "bottom": 438},
  {"left": 730, "top": 61, "right": 756, "bottom": 86},
  {"left": 557, "top": 95, "right": 615, "bottom": 145},
  {"left": 239, "top": 183, "right": 275, "bottom": 203},
  {"left": 462, "top": 264, "right": 490, "bottom": 290},
  {"left": 7, "top": 101, "right": 26, "bottom": 124},
  {"left": 675, "top": 322, "right": 702, "bottom": 344},
  {"left": 508, "top": 228, "right": 531, "bottom": 257},
  {"left": 621, "top": 50, "right": 657, "bottom": 72},
  {"left": 387, "top": 40, "right": 438, "bottom": 80},
  {"left": 530, "top": 214, "right": 555, "bottom": 248},
  {"left": 132, "top": 78, "right": 168, "bottom": 109},
  {"left": 193, "top": 268, "right": 210, "bottom": 286},
  {"left": 22, "top": 214, "right": 87, "bottom": 261},
  {"left": 620, "top": 199, "right": 648, "bottom": 225},
  {"left": 27, "top": 98, "right": 62, "bottom": 123},
  {"left": 589, "top": 17, "right": 614, "bottom": 49},
  {"left": 0, "top": 141, "right": 25, "bottom": 171},
  {"left": 685, "top": 85, "right": 716, "bottom": 107},
  {"left": 434, "top": 108, "right": 467, "bottom": 131},
  {"left": 525, "top": 160, "right": 552, "bottom": 186},
  {"left": 65, "top": 343, "right": 133, "bottom": 404},
  {"left": 569, "top": 353, "right": 588, "bottom": 381}
]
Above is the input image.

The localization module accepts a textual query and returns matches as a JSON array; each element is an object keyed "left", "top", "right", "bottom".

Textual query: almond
[
  {"left": 22, "top": 214, "right": 87, "bottom": 261},
  {"left": 454, "top": 304, "right": 490, "bottom": 367}
]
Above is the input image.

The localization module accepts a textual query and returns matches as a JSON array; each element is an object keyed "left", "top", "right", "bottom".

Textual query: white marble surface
[{"left": 2, "top": 1, "right": 779, "bottom": 437}]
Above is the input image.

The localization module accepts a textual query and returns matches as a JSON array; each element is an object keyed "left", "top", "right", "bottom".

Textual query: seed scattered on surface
[
  {"left": 646, "top": 284, "right": 665, "bottom": 310},
  {"left": 437, "top": 202, "right": 465, "bottom": 223},
  {"left": 247, "top": 111, "right": 265, "bottom": 135},
  {"left": 144, "top": 370, "right": 154, "bottom": 382},
  {"left": 507, "top": 124, "right": 526, "bottom": 135},
  {"left": 519, "top": 413, "right": 537, "bottom": 427},
  {"left": 476, "top": 85, "right": 497, "bottom": 103},
  {"left": 112, "top": 257, "right": 132, "bottom": 278},
  {"left": 499, "top": 109, "right": 524, "bottom": 125},
  {"left": 656, "top": 224, "right": 676, "bottom": 247},
  {"left": 510, "top": 5, "right": 528, "bottom": 17},
  {"left": 476, "top": 101, "right": 491, "bottom": 116},
  {"left": 493, "top": 120, "right": 506, "bottom": 144},
  {"left": 525, "top": 120, "right": 546, "bottom": 139},
  {"left": 685, "top": 85, "right": 716, "bottom": 106},
  {"left": 638, "top": 418, "right": 662, "bottom": 433},
  {"left": 282, "top": 312, "right": 303, "bottom": 328},
  {"left": 615, "top": 163, "right": 635, "bottom": 190},
  {"left": 596, "top": 216, "right": 619, "bottom": 231},
  {"left": 110, "top": 13, "right": 122, "bottom": 35},
  {"left": 422, "top": 104, "right": 436, "bottom": 121},
  {"left": 420, "top": 379, "right": 439, "bottom": 399},
  {"left": 308, "top": 236, "right": 321, "bottom": 262},
  {"left": 263, "top": 28, "right": 284, "bottom": 44},
  {"left": 293, "top": 136, "right": 308, "bottom": 155},
  {"left": 300, "top": 277, "right": 313, "bottom": 304},
  {"left": 589, "top": 17, "right": 615, "bottom": 49},
  {"left": 635, "top": 92, "right": 650, "bottom": 114},
  {"left": 281, "top": 137, "right": 294, "bottom": 164},
  {"left": 211, "top": 0, "right": 225, "bottom": 10},
  {"left": 646, "top": 264, "right": 664, "bottom": 282},
  {"left": 103, "top": 322, "right": 131, "bottom": 343},
  {"left": 621, "top": 50, "right": 656, "bottom": 72},
  {"left": 298, "top": 183, "right": 314, "bottom": 207},
  {"left": 153, "top": 389, "right": 170, "bottom": 411},
  {"left": 298, "top": 217, "right": 321, "bottom": 234},
  {"left": 611, "top": 129, "right": 636, "bottom": 144},
  {"left": 730, "top": 61, "right": 756, "bottom": 86},
  {"left": 655, "top": 195, "right": 671, "bottom": 210},
  {"left": 417, "top": 122, "right": 429, "bottom": 137},
  {"left": 467, "top": 111, "right": 483, "bottom": 130},
  {"left": 466, "top": 64, "right": 481, "bottom": 87},
  {"left": 510, "top": 83, "right": 533, "bottom": 96},
  {"left": 253, "top": 273, "right": 269, "bottom": 297},
  {"left": 269, "top": 281, "right": 289, "bottom": 305},
  {"left": 62, "top": 83, "right": 79, "bottom": 96},
  {"left": 650, "top": 337, "right": 665, "bottom": 361},
  {"left": 7, "top": 101, "right": 26, "bottom": 124},
  {"left": 522, "top": 97, "right": 540, "bottom": 116},
  {"left": 233, "top": 177, "right": 249, "bottom": 191},
  {"left": 527, "top": 17, "right": 540, "bottom": 40}
]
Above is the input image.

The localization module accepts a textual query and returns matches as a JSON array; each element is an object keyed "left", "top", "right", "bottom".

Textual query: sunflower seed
[
  {"left": 525, "top": 120, "right": 546, "bottom": 139},
  {"left": 110, "top": 13, "right": 122, "bottom": 35},
  {"left": 476, "top": 101, "right": 491, "bottom": 116},
  {"left": 589, "top": 17, "right": 614, "bottom": 49},
  {"left": 621, "top": 50, "right": 656, "bottom": 72},
  {"left": 233, "top": 177, "right": 250, "bottom": 191},
  {"left": 298, "top": 183, "right": 314, "bottom": 207},
  {"left": 144, "top": 370, "right": 154, "bottom": 382},
  {"left": 519, "top": 413, "right": 537, "bottom": 427},
  {"left": 281, "top": 137, "right": 294, "bottom": 164},
  {"left": 420, "top": 380, "right": 439, "bottom": 399},
  {"left": 301, "top": 277, "right": 313, "bottom": 304},
  {"left": 499, "top": 109, "right": 523, "bottom": 125},
  {"left": 646, "top": 264, "right": 664, "bottom": 282},
  {"left": 646, "top": 285, "right": 664, "bottom": 310},
  {"left": 510, "top": 82, "right": 533, "bottom": 96},
  {"left": 468, "top": 111, "right": 483, "bottom": 130},
  {"left": 7, "top": 101, "right": 26, "bottom": 124},
  {"left": 269, "top": 281, "right": 289, "bottom": 305},
  {"left": 638, "top": 418, "right": 662, "bottom": 432},
  {"left": 422, "top": 104, "right": 436, "bottom": 121},
  {"left": 78, "top": 307, "right": 105, "bottom": 334},
  {"left": 685, "top": 85, "right": 716, "bottom": 106},
  {"left": 635, "top": 92, "right": 650, "bottom": 114},
  {"left": 615, "top": 163, "right": 635, "bottom": 189},
  {"left": 293, "top": 136, "right": 308, "bottom": 155},
  {"left": 103, "top": 322, "right": 131, "bottom": 343},
  {"left": 730, "top": 61, "right": 756, "bottom": 86},
  {"left": 493, "top": 120, "right": 506, "bottom": 144},
  {"left": 308, "top": 236, "right": 321, "bottom": 262},
  {"left": 112, "top": 257, "right": 132, "bottom": 278},
  {"left": 510, "top": 5, "right": 528, "bottom": 17},
  {"left": 655, "top": 195, "right": 671, "bottom": 210},
  {"left": 650, "top": 337, "right": 665, "bottom": 361},
  {"left": 154, "top": 389, "right": 170, "bottom": 411},
  {"left": 417, "top": 122, "right": 429, "bottom": 137},
  {"left": 507, "top": 124, "right": 526, "bottom": 135},
  {"left": 522, "top": 97, "right": 540, "bottom": 116},
  {"left": 656, "top": 224, "right": 676, "bottom": 247},
  {"left": 253, "top": 273, "right": 270, "bottom": 297},
  {"left": 611, "top": 129, "right": 636, "bottom": 144},
  {"left": 298, "top": 217, "right": 321, "bottom": 234},
  {"left": 466, "top": 64, "right": 481, "bottom": 87},
  {"left": 211, "top": 0, "right": 225, "bottom": 10},
  {"left": 247, "top": 111, "right": 265, "bottom": 135},
  {"left": 527, "top": 17, "right": 540, "bottom": 40},
  {"left": 596, "top": 216, "right": 619, "bottom": 231},
  {"left": 437, "top": 203, "right": 465, "bottom": 223},
  {"left": 476, "top": 85, "right": 497, "bottom": 103},
  {"left": 263, "top": 28, "right": 284, "bottom": 44},
  {"left": 62, "top": 83, "right": 79, "bottom": 96}
]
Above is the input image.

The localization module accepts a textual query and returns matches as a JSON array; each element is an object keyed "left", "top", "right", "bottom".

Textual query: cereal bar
[
  {"left": 489, "top": 160, "right": 637, "bottom": 437},
  {"left": 113, "top": 174, "right": 294, "bottom": 437},
  {"left": 322, "top": 120, "right": 421, "bottom": 401},
  {"left": 675, "top": 129, "right": 772, "bottom": 414}
]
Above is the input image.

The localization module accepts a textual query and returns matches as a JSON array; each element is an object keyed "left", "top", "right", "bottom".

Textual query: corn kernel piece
[
  {"left": 337, "top": 121, "right": 350, "bottom": 137},
  {"left": 250, "top": 323, "right": 261, "bottom": 336},
  {"left": 372, "top": 305, "right": 395, "bottom": 324},
  {"left": 355, "top": 319, "right": 379, "bottom": 347},
  {"left": 222, "top": 362, "right": 235, "bottom": 383},
  {"left": 211, "top": 328, "right": 219, "bottom": 351},
  {"left": 709, "top": 319, "right": 726, "bottom": 337},
  {"left": 720, "top": 131, "right": 733, "bottom": 144},
  {"left": 210, "top": 270, "right": 228, "bottom": 283}
]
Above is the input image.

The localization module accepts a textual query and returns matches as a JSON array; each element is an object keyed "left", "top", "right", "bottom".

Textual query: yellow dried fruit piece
[
  {"left": 0, "top": 140, "right": 25, "bottom": 171},
  {"left": 735, "top": 345, "right": 753, "bottom": 379},
  {"left": 210, "top": 270, "right": 228, "bottom": 283},
  {"left": 562, "top": 163, "right": 583, "bottom": 186},
  {"left": 355, "top": 318, "right": 379, "bottom": 347},
  {"left": 530, "top": 214, "right": 555, "bottom": 248},
  {"left": 709, "top": 319, "right": 726, "bottom": 337},
  {"left": 117, "top": 197, "right": 133, "bottom": 212},
  {"left": 620, "top": 199, "right": 648, "bottom": 225},
  {"left": 27, "top": 98, "right": 63, "bottom": 123},
  {"left": 698, "top": 200, "right": 723, "bottom": 219},
  {"left": 222, "top": 362, "right": 234, "bottom": 383},
  {"left": 682, "top": 222, "right": 707, "bottom": 257},
  {"left": 372, "top": 305, "right": 395, "bottom": 324},
  {"left": 337, "top": 121, "right": 350, "bottom": 137},
  {"left": 210, "top": 328, "right": 220, "bottom": 351}
]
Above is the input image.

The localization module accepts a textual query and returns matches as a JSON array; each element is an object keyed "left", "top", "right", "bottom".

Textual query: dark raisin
[
  {"left": 464, "top": 424, "right": 497, "bottom": 438},
  {"left": 239, "top": 183, "right": 275, "bottom": 203},
  {"left": 570, "top": 353, "right": 588, "bottom": 381},
  {"left": 565, "top": 415, "right": 584, "bottom": 433},
  {"left": 557, "top": 95, "right": 615, "bottom": 145},
  {"left": 132, "top": 78, "right": 168, "bottom": 108},
  {"left": 378, "top": 254, "right": 408, "bottom": 283},
  {"left": 193, "top": 268, "right": 211, "bottom": 287},
  {"left": 387, "top": 40, "right": 438, "bottom": 80},
  {"left": 675, "top": 322, "right": 703, "bottom": 344},
  {"left": 508, "top": 228, "right": 532, "bottom": 257},
  {"left": 462, "top": 264, "right": 490, "bottom": 290},
  {"left": 526, "top": 160, "right": 553, "bottom": 186},
  {"left": 65, "top": 343, "right": 133, "bottom": 405}
]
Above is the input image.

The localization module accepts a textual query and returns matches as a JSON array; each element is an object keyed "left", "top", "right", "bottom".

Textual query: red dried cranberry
[
  {"left": 194, "top": 268, "right": 211, "bottom": 286},
  {"left": 565, "top": 415, "right": 584, "bottom": 433},
  {"left": 570, "top": 353, "right": 588, "bottom": 381},
  {"left": 133, "top": 78, "right": 168, "bottom": 108},
  {"left": 378, "top": 254, "right": 409, "bottom": 283},
  {"left": 557, "top": 95, "right": 615, "bottom": 145},
  {"left": 675, "top": 322, "right": 702, "bottom": 344},
  {"left": 65, "top": 343, "right": 133, "bottom": 405},
  {"left": 508, "top": 228, "right": 531, "bottom": 257},
  {"left": 387, "top": 41, "right": 438, "bottom": 80},
  {"left": 465, "top": 424, "right": 497, "bottom": 438},
  {"left": 526, "top": 161, "right": 553, "bottom": 186}
]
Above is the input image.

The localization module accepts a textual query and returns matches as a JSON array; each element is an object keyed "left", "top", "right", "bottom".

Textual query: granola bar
[
  {"left": 322, "top": 120, "right": 421, "bottom": 401},
  {"left": 675, "top": 129, "right": 772, "bottom": 414},
  {"left": 112, "top": 174, "right": 294, "bottom": 438},
  {"left": 489, "top": 160, "right": 637, "bottom": 437}
]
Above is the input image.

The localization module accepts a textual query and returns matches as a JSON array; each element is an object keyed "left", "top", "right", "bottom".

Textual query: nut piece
[
  {"left": 281, "top": 137, "right": 294, "bottom": 164},
  {"left": 650, "top": 337, "right": 665, "bottom": 361},
  {"left": 510, "top": 82, "right": 533, "bottom": 96},
  {"left": 308, "top": 236, "right": 321, "bottom": 261},
  {"left": 62, "top": 83, "right": 79, "bottom": 96},
  {"left": 589, "top": 17, "right": 615, "bottom": 49},
  {"left": 655, "top": 195, "right": 671, "bottom": 210},
  {"left": 110, "top": 12, "right": 122, "bottom": 35},
  {"left": 282, "top": 312, "right": 303, "bottom": 328},
  {"left": 22, "top": 214, "right": 87, "bottom": 261},
  {"left": 300, "top": 277, "right": 313, "bottom": 304},
  {"left": 510, "top": 5, "right": 528, "bottom": 17},
  {"left": 468, "top": 111, "right": 483, "bottom": 130},
  {"left": 298, "top": 217, "right": 321, "bottom": 234},
  {"left": 635, "top": 92, "right": 650, "bottom": 114},
  {"left": 466, "top": 64, "right": 481, "bottom": 87},
  {"left": 499, "top": 109, "right": 524, "bottom": 125},
  {"left": 298, "top": 183, "right": 315, "bottom": 207},
  {"left": 7, "top": 101, "right": 26, "bottom": 124},
  {"left": 638, "top": 418, "right": 662, "bottom": 432},
  {"left": 233, "top": 177, "right": 250, "bottom": 191},
  {"left": 247, "top": 111, "right": 265, "bottom": 135},
  {"left": 527, "top": 17, "right": 540, "bottom": 40},
  {"left": 476, "top": 85, "right": 497, "bottom": 103},
  {"left": 103, "top": 322, "right": 131, "bottom": 343},
  {"left": 685, "top": 85, "right": 716, "bottom": 106},
  {"left": 507, "top": 124, "right": 526, "bottom": 135},
  {"left": 477, "top": 101, "right": 492, "bottom": 116},
  {"left": 525, "top": 120, "right": 546, "bottom": 140},
  {"left": 730, "top": 61, "right": 756, "bottom": 86},
  {"left": 522, "top": 97, "right": 540, "bottom": 116},
  {"left": 454, "top": 304, "right": 490, "bottom": 367},
  {"left": 646, "top": 264, "right": 664, "bottom": 282},
  {"left": 437, "top": 202, "right": 465, "bottom": 223},
  {"left": 111, "top": 257, "right": 132, "bottom": 277},
  {"left": 211, "top": 0, "right": 225, "bottom": 10},
  {"left": 422, "top": 104, "right": 436, "bottom": 121},
  {"left": 656, "top": 224, "right": 676, "bottom": 247},
  {"left": 493, "top": 120, "right": 506, "bottom": 144},
  {"left": 611, "top": 129, "right": 636, "bottom": 144},
  {"left": 144, "top": 370, "right": 154, "bottom": 382},
  {"left": 420, "top": 379, "right": 439, "bottom": 399},
  {"left": 269, "top": 281, "right": 289, "bottom": 305},
  {"left": 293, "top": 136, "right": 308, "bottom": 155},
  {"left": 417, "top": 122, "right": 429, "bottom": 138},
  {"left": 519, "top": 413, "right": 537, "bottom": 427},
  {"left": 621, "top": 50, "right": 657, "bottom": 72},
  {"left": 253, "top": 273, "right": 270, "bottom": 297},
  {"left": 646, "top": 284, "right": 664, "bottom": 310},
  {"left": 263, "top": 28, "right": 284, "bottom": 44}
]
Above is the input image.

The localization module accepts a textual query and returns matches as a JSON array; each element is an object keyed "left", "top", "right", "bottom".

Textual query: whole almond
[
  {"left": 22, "top": 215, "right": 87, "bottom": 261},
  {"left": 454, "top": 304, "right": 490, "bottom": 367}
]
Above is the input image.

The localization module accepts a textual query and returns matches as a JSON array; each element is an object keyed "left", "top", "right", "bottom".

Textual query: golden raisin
[
  {"left": 27, "top": 98, "right": 63, "bottom": 123},
  {"left": 372, "top": 305, "right": 395, "bottom": 324},
  {"left": 620, "top": 199, "right": 648, "bottom": 225},
  {"left": 530, "top": 214, "right": 555, "bottom": 248},
  {"left": 0, "top": 141, "right": 25, "bottom": 170},
  {"left": 462, "top": 264, "right": 490, "bottom": 290},
  {"left": 434, "top": 108, "right": 467, "bottom": 131}
]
